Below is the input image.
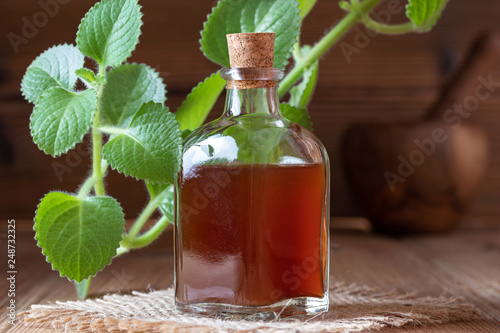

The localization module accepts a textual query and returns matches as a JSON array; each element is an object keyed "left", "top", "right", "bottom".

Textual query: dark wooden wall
[{"left": 1, "top": 0, "right": 500, "bottom": 222}]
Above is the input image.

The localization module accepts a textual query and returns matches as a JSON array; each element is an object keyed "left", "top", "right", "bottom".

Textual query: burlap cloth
[{"left": 20, "top": 281, "right": 479, "bottom": 332}]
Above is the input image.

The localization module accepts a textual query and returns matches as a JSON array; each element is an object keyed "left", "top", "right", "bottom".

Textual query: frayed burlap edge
[{"left": 19, "top": 282, "right": 481, "bottom": 333}]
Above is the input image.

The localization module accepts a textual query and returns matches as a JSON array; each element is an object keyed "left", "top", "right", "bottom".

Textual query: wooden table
[{"left": 1, "top": 218, "right": 499, "bottom": 332}]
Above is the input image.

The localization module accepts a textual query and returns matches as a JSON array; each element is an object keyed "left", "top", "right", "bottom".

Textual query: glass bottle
[{"left": 174, "top": 33, "right": 330, "bottom": 319}]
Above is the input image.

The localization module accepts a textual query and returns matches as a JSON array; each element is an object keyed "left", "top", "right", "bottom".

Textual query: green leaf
[
  {"left": 289, "top": 47, "right": 318, "bottom": 109},
  {"left": 175, "top": 72, "right": 225, "bottom": 131},
  {"left": 339, "top": 1, "right": 351, "bottom": 11},
  {"left": 145, "top": 182, "right": 174, "bottom": 222},
  {"left": 76, "top": 0, "right": 142, "bottom": 68},
  {"left": 223, "top": 125, "right": 287, "bottom": 164},
  {"left": 181, "top": 129, "right": 193, "bottom": 140},
  {"left": 34, "top": 192, "right": 125, "bottom": 282},
  {"left": 101, "top": 63, "right": 166, "bottom": 128},
  {"left": 406, "top": 0, "right": 449, "bottom": 32},
  {"left": 280, "top": 103, "right": 312, "bottom": 130},
  {"left": 30, "top": 88, "right": 97, "bottom": 156},
  {"left": 75, "top": 68, "right": 96, "bottom": 84},
  {"left": 102, "top": 102, "right": 182, "bottom": 184},
  {"left": 298, "top": 0, "right": 317, "bottom": 19},
  {"left": 21, "top": 44, "right": 84, "bottom": 104},
  {"left": 288, "top": 62, "right": 318, "bottom": 108},
  {"left": 200, "top": 0, "right": 301, "bottom": 69}
]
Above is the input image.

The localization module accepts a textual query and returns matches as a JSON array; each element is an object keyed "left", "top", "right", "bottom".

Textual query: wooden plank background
[{"left": 1, "top": 0, "right": 500, "bottom": 222}]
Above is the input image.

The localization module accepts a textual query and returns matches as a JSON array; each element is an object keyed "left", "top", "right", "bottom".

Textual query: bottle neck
[
  {"left": 223, "top": 85, "right": 281, "bottom": 118},
  {"left": 220, "top": 67, "right": 284, "bottom": 118}
]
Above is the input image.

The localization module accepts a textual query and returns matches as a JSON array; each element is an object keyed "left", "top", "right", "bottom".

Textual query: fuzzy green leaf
[
  {"left": 288, "top": 62, "right": 318, "bottom": 108},
  {"left": 34, "top": 192, "right": 125, "bottom": 282},
  {"left": 76, "top": 0, "right": 142, "bottom": 68},
  {"left": 200, "top": 0, "right": 301, "bottom": 69},
  {"left": 101, "top": 63, "right": 166, "bottom": 128},
  {"left": 175, "top": 71, "right": 225, "bottom": 131},
  {"left": 145, "top": 182, "right": 174, "bottom": 222},
  {"left": 289, "top": 47, "right": 318, "bottom": 109},
  {"left": 406, "top": 0, "right": 449, "bottom": 32},
  {"left": 30, "top": 88, "right": 97, "bottom": 157},
  {"left": 102, "top": 102, "right": 182, "bottom": 184},
  {"left": 280, "top": 103, "right": 312, "bottom": 130},
  {"left": 298, "top": 0, "right": 317, "bottom": 19},
  {"left": 181, "top": 129, "right": 193, "bottom": 140},
  {"left": 223, "top": 125, "right": 287, "bottom": 164},
  {"left": 21, "top": 44, "right": 84, "bottom": 104},
  {"left": 75, "top": 68, "right": 97, "bottom": 84}
]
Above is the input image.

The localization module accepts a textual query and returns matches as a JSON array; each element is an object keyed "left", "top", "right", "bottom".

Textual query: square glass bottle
[{"left": 174, "top": 33, "right": 330, "bottom": 319}]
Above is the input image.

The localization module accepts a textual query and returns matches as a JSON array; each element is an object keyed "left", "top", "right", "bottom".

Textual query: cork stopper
[
  {"left": 226, "top": 33, "right": 277, "bottom": 89},
  {"left": 227, "top": 33, "right": 275, "bottom": 68}
]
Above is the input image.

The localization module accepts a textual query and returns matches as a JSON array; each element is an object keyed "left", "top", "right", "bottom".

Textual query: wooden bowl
[{"left": 341, "top": 121, "right": 489, "bottom": 235}]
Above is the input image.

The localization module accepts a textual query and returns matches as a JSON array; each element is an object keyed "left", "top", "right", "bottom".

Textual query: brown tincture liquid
[{"left": 175, "top": 163, "right": 327, "bottom": 306}]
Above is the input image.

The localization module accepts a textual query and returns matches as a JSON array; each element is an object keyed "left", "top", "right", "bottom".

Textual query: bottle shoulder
[{"left": 182, "top": 115, "right": 328, "bottom": 168}]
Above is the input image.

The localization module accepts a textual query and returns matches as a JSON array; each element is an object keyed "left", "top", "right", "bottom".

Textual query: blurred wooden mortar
[{"left": 341, "top": 33, "right": 500, "bottom": 235}]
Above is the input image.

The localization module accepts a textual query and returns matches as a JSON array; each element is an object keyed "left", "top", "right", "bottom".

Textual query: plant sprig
[{"left": 21, "top": 0, "right": 449, "bottom": 298}]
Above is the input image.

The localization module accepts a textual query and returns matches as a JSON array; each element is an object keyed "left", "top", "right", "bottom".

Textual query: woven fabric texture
[{"left": 21, "top": 282, "right": 479, "bottom": 332}]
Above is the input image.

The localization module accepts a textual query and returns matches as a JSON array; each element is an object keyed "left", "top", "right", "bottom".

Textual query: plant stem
[
  {"left": 92, "top": 66, "right": 107, "bottom": 197},
  {"left": 125, "top": 195, "right": 163, "bottom": 240},
  {"left": 77, "top": 176, "right": 97, "bottom": 199},
  {"left": 91, "top": 118, "right": 105, "bottom": 196},
  {"left": 361, "top": 16, "right": 415, "bottom": 34},
  {"left": 122, "top": 216, "right": 170, "bottom": 249},
  {"left": 278, "top": 0, "right": 385, "bottom": 97},
  {"left": 74, "top": 277, "right": 91, "bottom": 299},
  {"left": 116, "top": 245, "right": 129, "bottom": 256},
  {"left": 292, "top": 42, "right": 302, "bottom": 62}
]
